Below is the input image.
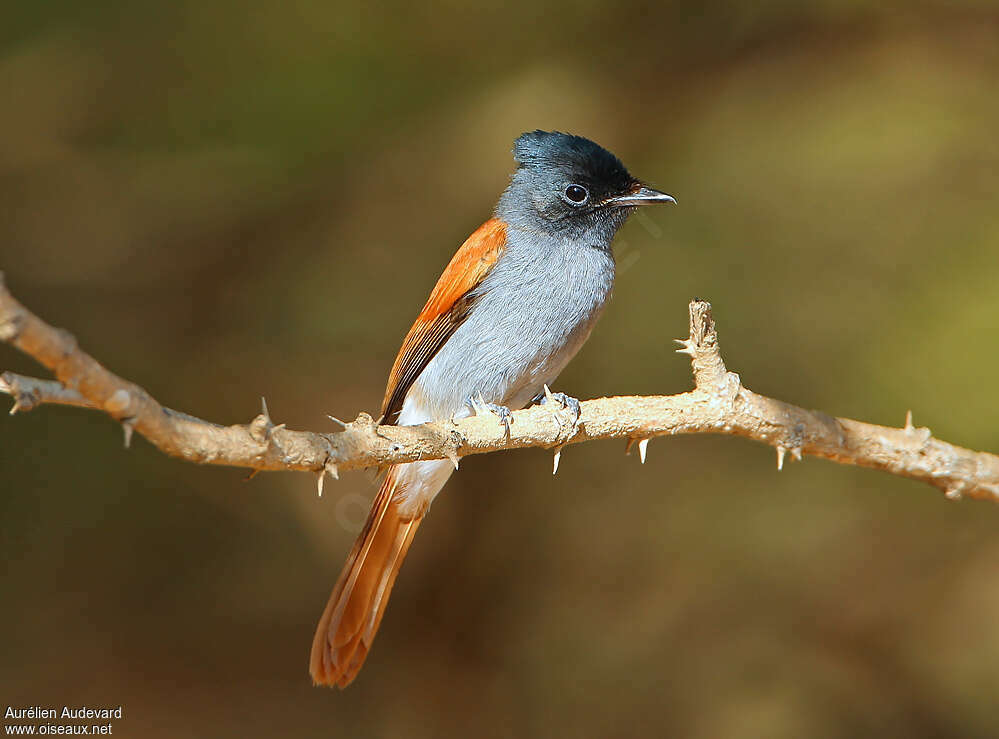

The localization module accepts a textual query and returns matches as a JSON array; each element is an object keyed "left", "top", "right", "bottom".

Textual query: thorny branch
[{"left": 1, "top": 273, "right": 997, "bottom": 502}]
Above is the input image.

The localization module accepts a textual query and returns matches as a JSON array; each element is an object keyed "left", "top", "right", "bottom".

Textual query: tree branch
[
  {"left": 2, "top": 273, "right": 997, "bottom": 502},
  {"left": 0, "top": 371, "right": 96, "bottom": 413}
]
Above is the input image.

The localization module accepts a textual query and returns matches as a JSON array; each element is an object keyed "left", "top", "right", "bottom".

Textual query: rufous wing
[{"left": 380, "top": 218, "right": 507, "bottom": 424}]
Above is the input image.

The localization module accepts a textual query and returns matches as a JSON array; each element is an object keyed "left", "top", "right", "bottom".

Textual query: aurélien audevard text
[{"left": 6, "top": 707, "right": 122, "bottom": 721}]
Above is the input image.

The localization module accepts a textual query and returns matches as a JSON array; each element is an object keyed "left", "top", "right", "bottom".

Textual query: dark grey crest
[{"left": 512, "top": 130, "right": 634, "bottom": 190}]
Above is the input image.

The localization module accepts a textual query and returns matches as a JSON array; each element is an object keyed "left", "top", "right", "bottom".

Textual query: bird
[{"left": 309, "top": 130, "right": 675, "bottom": 688}]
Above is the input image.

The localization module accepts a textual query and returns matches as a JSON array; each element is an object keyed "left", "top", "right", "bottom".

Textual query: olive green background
[{"left": 2, "top": 2, "right": 999, "bottom": 737}]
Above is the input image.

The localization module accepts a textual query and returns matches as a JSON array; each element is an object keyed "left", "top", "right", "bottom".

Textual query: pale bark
[{"left": 2, "top": 274, "right": 996, "bottom": 502}]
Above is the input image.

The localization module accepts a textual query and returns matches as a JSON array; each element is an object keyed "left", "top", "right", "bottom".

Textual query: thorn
[
  {"left": 260, "top": 396, "right": 270, "bottom": 422},
  {"left": 122, "top": 419, "right": 135, "bottom": 449},
  {"left": 674, "top": 338, "right": 695, "bottom": 356},
  {"left": 327, "top": 414, "right": 347, "bottom": 429},
  {"left": 243, "top": 469, "right": 259, "bottom": 482},
  {"left": 316, "top": 471, "right": 325, "bottom": 497},
  {"left": 625, "top": 438, "right": 636, "bottom": 456},
  {"left": 8, "top": 400, "right": 22, "bottom": 416},
  {"left": 552, "top": 446, "right": 563, "bottom": 475},
  {"left": 901, "top": 411, "right": 931, "bottom": 444},
  {"left": 270, "top": 423, "right": 286, "bottom": 436},
  {"left": 638, "top": 438, "right": 649, "bottom": 464},
  {"left": 324, "top": 460, "right": 340, "bottom": 481},
  {"left": 445, "top": 448, "right": 460, "bottom": 470},
  {"left": 543, "top": 383, "right": 556, "bottom": 406},
  {"left": 791, "top": 447, "right": 802, "bottom": 462},
  {"left": 776, "top": 445, "right": 786, "bottom": 471}
]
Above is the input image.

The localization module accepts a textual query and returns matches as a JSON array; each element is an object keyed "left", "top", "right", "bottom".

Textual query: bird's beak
[{"left": 606, "top": 184, "right": 676, "bottom": 208}]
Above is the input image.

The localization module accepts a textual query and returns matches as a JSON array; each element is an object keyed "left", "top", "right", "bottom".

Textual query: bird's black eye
[{"left": 564, "top": 184, "right": 589, "bottom": 204}]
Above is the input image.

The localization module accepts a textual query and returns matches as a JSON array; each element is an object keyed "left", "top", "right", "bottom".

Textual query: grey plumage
[{"left": 405, "top": 225, "right": 617, "bottom": 423}]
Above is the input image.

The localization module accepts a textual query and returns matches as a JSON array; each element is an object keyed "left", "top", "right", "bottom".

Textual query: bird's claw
[
  {"left": 466, "top": 394, "right": 513, "bottom": 437},
  {"left": 488, "top": 403, "right": 513, "bottom": 436},
  {"left": 537, "top": 385, "right": 582, "bottom": 436}
]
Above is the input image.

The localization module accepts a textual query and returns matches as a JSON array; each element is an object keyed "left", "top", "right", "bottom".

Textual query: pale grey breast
[{"left": 407, "top": 227, "right": 616, "bottom": 422}]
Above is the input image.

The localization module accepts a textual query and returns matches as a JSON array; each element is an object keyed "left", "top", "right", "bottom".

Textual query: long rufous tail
[{"left": 309, "top": 467, "right": 424, "bottom": 688}]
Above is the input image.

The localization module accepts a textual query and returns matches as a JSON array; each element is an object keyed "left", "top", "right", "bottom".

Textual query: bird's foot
[
  {"left": 535, "top": 385, "right": 582, "bottom": 437},
  {"left": 466, "top": 394, "right": 513, "bottom": 437}
]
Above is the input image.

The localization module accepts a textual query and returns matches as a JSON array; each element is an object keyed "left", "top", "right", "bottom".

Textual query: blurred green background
[{"left": 2, "top": 1, "right": 999, "bottom": 736}]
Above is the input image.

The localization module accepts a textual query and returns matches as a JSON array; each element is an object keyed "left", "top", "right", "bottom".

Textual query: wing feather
[{"left": 380, "top": 218, "right": 507, "bottom": 424}]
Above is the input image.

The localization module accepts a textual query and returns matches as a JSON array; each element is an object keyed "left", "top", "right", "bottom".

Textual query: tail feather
[{"left": 309, "top": 467, "right": 424, "bottom": 688}]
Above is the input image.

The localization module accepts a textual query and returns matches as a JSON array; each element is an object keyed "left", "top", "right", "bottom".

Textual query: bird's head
[{"left": 497, "top": 130, "right": 674, "bottom": 241}]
